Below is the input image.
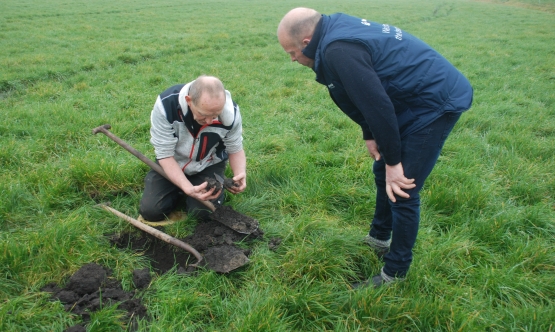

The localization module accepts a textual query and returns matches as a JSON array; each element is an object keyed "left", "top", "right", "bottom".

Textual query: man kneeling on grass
[
  {"left": 277, "top": 8, "right": 473, "bottom": 288},
  {"left": 138, "top": 75, "right": 247, "bottom": 223}
]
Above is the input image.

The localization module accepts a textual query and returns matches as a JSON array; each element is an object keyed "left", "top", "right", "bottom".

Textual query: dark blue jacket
[{"left": 311, "top": 13, "right": 473, "bottom": 163}]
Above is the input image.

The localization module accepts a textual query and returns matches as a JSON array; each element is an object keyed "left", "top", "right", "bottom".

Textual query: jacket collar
[
  {"left": 302, "top": 15, "right": 323, "bottom": 60},
  {"left": 305, "top": 15, "right": 330, "bottom": 84}
]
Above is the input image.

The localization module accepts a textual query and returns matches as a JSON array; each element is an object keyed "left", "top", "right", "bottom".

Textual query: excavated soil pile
[
  {"left": 110, "top": 219, "right": 265, "bottom": 274},
  {"left": 41, "top": 263, "right": 149, "bottom": 332},
  {"left": 41, "top": 218, "right": 278, "bottom": 331}
]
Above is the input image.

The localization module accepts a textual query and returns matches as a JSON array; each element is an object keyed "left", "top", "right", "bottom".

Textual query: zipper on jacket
[
  {"left": 181, "top": 131, "right": 198, "bottom": 172},
  {"left": 181, "top": 121, "right": 221, "bottom": 172},
  {"left": 200, "top": 136, "right": 208, "bottom": 160}
]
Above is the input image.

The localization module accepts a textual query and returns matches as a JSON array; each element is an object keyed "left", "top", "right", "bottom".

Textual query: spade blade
[
  {"left": 214, "top": 173, "right": 225, "bottom": 185},
  {"left": 209, "top": 206, "right": 259, "bottom": 234},
  {"left": 203, "top": 245, "right": 249, "bottom": 273}
]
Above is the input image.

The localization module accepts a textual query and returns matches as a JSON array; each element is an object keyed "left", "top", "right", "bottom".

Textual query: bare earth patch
[
  {"left": 42, "top": 263, "right": 148, "bottom": 332},
  {"left": 41, "top": 214, "right": 279, "bottom": 331}
]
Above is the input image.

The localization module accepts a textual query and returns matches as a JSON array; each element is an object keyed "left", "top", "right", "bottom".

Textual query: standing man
[
  {"left": 139, "top": 75, "right": 247, "bottom": 223},
  {"left": 277, "top": 8, "right": 473, "bottom": 287}
]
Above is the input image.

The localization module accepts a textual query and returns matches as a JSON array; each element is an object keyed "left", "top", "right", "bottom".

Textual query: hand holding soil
[
  {"left": 227, "top": 172, "right": 246, "bottom": 194},
  {"left": 191, "top": 181, "right": 222, "bottom": 201},
  {"left": 205, "top": 175, "right": 242, "bottom": 194}
]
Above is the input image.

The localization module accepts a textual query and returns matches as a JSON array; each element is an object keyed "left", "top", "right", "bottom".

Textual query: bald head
[
  {"left": 277, "top": 8, "right": 320, "bottom": 68},
  {"left": 185, "top": 75, "right": 226, "bottom": 125},
  {"left": 188, "top": 75, "right": 225, "bottom": 106},
  {"left": 277, "top": 7, "right": 321, "bottom": 48}
]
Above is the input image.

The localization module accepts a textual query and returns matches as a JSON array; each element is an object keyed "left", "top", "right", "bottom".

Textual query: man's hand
[
  {"left": 159, "top": 157, "right": 221, "bottom": 202},
  {"left": 365, "top": 140, "right": 381, "bottom": 161},
  {"left": 227, "top": 172, "right": 246, "bottom": 194},
  {"left": 228, "top": 150, "right": 247, "bottom": 195},
  {"left": 185, "top": 182, "right": 222, "bottom": 201},
  {"left": 385, "top": 162, "right": 416, "bottom": 202}
]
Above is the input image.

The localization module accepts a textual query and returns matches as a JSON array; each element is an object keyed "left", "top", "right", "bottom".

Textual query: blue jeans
[{"left": 369, "top": 112, "right": 462, "bottom": 278}]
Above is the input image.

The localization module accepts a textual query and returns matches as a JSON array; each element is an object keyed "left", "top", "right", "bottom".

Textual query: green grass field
[{"left": 1, "top": 0, "right": 554, "bottom": 330}]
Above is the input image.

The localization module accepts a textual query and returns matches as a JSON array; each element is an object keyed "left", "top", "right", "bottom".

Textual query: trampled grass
[{"left": 1, "top": 0, "right": 554, "bottom": 330}]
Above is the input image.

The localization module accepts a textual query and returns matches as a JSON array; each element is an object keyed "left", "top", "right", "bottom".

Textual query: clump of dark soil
[
  {"left": 268, "top": 237, "right": 282, "bottom": 251},
  {"left": 204, "top": 176, "right": 238, "bottom": 192},
  {"left": 204, "top": 177, "right": 223, "bottom": 192},
  {"left": 42, "top": 263, "right": 149, "bottom": 332}
]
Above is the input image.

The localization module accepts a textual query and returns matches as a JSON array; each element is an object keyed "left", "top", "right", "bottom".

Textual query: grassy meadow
[{"left": 1, "top": 0, "right": 555, "bottom": 330}]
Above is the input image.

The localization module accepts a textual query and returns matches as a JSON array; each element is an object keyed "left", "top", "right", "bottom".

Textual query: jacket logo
[
  {"left": 361, "top": 19, "right": 371, "bottom": 26},
  {"left": 328, "top": 83, "right": 335, "bottom": 89},
  {"left": 382, "top": 24, "right": 403, "bottom": 40}
]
